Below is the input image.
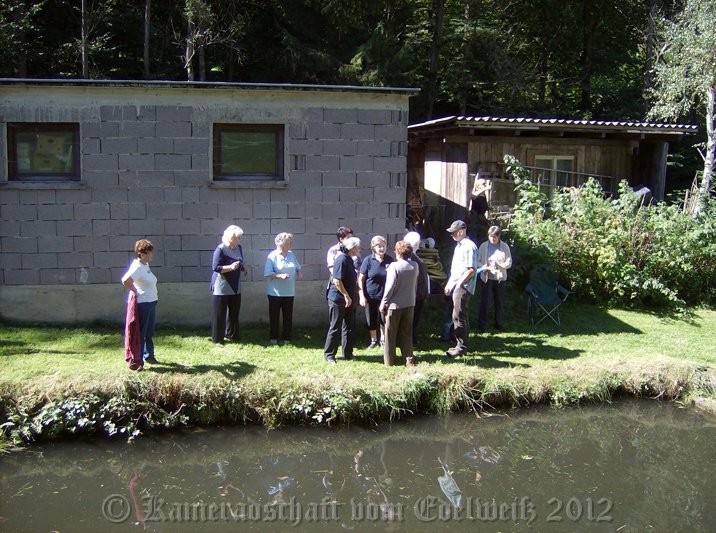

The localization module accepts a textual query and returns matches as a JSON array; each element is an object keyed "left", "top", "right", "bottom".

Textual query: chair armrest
[{"left": 556, "top": 284, "right": 573, "bottom": 299}]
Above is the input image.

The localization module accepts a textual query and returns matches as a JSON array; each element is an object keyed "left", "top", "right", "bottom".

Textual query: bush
[{"left": 504, "top": 155, "right": 716, "bottom": 308}]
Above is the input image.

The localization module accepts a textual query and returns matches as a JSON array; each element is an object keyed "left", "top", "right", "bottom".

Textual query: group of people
[
  {"left": 443, "top": 220, "right": 512, "bottom": 358},
  {"left": 121, "top": 225, "right": 303, "bottom": 370},
  {"left": 120, "top": 219, "right": 510, "bottom": 371},
  {"left": 322, "top": 227, "right": 430, "bottom": 367}
]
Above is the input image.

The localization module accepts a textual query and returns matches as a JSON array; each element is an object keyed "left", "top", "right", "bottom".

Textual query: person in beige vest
[{"left": 380, "top": 241, "right": 419, "bottom": 367}]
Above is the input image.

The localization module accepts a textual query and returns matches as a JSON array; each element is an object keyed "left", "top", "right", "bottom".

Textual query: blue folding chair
[{"left": 526, "top": 264, "right": 573, "bottom": 326}]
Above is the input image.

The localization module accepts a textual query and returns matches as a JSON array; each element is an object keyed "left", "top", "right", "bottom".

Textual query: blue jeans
[{"left": 137, "top": 300, "right": 157, "bottom": 359}]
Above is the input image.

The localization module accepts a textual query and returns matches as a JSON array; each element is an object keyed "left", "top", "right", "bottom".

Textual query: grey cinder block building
[{"left": 0, "top": 79, "right": 417, "bottom": 326}]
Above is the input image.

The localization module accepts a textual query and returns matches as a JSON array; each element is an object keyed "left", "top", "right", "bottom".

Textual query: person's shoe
[
  {"left": 144, "top": 356, "right": 159, "bottom": 364},
  {"left": 270, "top": 339, "right": 278, "bottom": 345},
  {"left": 344, "top": 355, "right": 355, "bottom": 361},
  {"left": 367, "top": 339, "right": 378, "bottom": 349},
  {"left": 380, "top": 339, "right": 385, "bottom": 348},
  {"left": 445, "top": 347, "right": 466, "bottom": 358},
  {"left": 326, "top": 358, "right": 337, "bottom": 365},
  {"left": 405, "top": 357, "right": 415, "bottom": 368},
  {"left": 282, "top": 340, "right": 291, "bottom": 346},
  {"left": 495, "top": 325, "right": 505, "bottom": 332}
]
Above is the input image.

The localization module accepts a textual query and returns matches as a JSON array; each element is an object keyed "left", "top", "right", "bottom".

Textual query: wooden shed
[{"left": 407, "top": 116, "right": 697, "bottom": 236}]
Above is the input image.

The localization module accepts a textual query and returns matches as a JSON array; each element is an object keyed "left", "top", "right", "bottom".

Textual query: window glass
[
  {"left": 8, "top": 123, "right": 79, "bottom": 181},
  {"left": 534, "top": 156, "right": 574, "bottom": 188},
  {"left": 214, "top": 124, "right": 284, "bottom": 180}
]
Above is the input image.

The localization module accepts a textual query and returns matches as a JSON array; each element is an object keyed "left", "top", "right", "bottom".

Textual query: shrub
[{"left": 505, "top": 155, "right": 716, "bottom": 308}]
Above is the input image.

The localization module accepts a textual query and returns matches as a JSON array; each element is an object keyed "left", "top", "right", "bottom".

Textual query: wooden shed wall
[{"left": 465, "top": 136, "right": 637, "bottom": 181}]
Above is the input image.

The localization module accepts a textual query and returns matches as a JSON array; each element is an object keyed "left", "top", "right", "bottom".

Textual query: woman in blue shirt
[
  {"left": 358, "top": 235, "right": 394, "bottom": 349},
  {"left": 264, "top": 232, "right": 302, "bottom": 345}
]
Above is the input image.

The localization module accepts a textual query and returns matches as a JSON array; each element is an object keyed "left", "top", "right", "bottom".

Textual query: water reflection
[{"left": 0, "top": 401, "right": 714, "bottom": 532}]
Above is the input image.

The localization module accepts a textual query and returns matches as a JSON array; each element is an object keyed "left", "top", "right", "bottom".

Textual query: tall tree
[
  {"left": 0, "top": 0, "right": 45, "bottom": 76},
  {"left": 426, "top": 0, "right": 444, "bottom": 118},
  {"left": 649, "top": 0, "right": 715, "bottom": 213},
  {"left": 143, "top": 0, "right": 150, "bottom": 78}
]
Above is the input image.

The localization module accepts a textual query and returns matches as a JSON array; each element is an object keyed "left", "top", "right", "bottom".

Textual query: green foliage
[{"left": 507, "top": 155, "right": 716, "bottom": 308}]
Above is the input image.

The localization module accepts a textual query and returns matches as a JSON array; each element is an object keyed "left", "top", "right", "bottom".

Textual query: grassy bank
[{"left": 1, "top": 298, "right": 715, "bottom": 450}]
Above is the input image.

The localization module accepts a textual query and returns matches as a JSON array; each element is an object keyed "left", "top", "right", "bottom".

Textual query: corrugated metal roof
[{"left": 409, "top": 115, "right": 697, "bottom": 133}]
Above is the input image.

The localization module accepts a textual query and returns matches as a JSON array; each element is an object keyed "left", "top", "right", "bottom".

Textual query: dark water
[{"left": 1, "top": 401, "right": 714, "bottom": 533}]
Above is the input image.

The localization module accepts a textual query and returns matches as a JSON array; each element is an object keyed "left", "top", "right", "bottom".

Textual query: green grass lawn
[
  {"left": 1, "top": 297, "right": 715, "bottom": 446},
  {"left": 1, "top": 297, "right": 714, "bottom": 388}
]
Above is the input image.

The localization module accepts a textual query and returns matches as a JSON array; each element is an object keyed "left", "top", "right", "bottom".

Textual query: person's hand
[
  {"left": 277, "top": 273, "right": 289, "bottom": 280},
  {"left": 359, "top": 294, "right": 367, "bottom": 307},
  {"left": 344, "top": 295, "right": 352, "bottom": 308}
]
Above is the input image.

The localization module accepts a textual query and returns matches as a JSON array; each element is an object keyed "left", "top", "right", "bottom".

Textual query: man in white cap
[{"left": 444, "top": 220, "right": 480, "bottom": 358}]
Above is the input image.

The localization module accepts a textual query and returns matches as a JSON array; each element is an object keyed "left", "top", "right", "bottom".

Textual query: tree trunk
[
  {"left": 143, "top": 0, "right": 151, "bottom": 78},
  {"left": 185, "top": 17, "right": 195, "bottom": 81},
  {"left": 458, "top": 0, "right": 471, "bottom": 115},
  {"left": 199, "top": 44, "right": 206, "bottom": 81},
  {"left": 81, "top": 0, "right": 88, "bottom": 78},
  {"left": 11, "top": 0, "right": 28, "bottom": 76},
  {"left": 427, "top": 0, "right": 444, "bottom": 119},
  {"left": 579, "top": 0, "right": 595, "bottom": 113},
  {"left": 642, "top": 0, "right": 657, "bottom": 114},
  {"left": 700, "top": 86, "right": 715, "bottom": 209}
]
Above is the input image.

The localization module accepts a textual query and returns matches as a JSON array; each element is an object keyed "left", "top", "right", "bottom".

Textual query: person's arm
[
  {"left": 358, "top": 272, "right": 368, "bottom": 307},
  {"left": 214, "top": 246, "right": 241, "bottom": 275},
  {"left": 326, "top": 246, "right": 337, "bottom": 272},
  {"left": 121, "top": 262, "right": 138, "bottom": 294},
  {"left": 457, "top": 267, "right": 476, "bottom": 288},
  {"left": 332, "top": 278, "right": 352, "bottom": 308},
  {"left": 122, "top": 277, "right": 138, "bottom": 295},
  {"left": 498, "top": 243, "right": 512, "bottom": 269},
  {"left": 380, "top": 266, "right": 396, "bottom": 313},
  {"left": 295, "top": 253, "right": 303, "bottom": 280}
]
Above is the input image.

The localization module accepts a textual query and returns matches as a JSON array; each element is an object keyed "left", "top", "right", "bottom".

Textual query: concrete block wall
[{"left": 0, "top": 82, "right": 414, "bottom": 326}]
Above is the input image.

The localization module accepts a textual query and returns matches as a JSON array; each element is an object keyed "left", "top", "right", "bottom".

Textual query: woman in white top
[{"left": 121, "top": 239, "right": 159, "bottom": 363}]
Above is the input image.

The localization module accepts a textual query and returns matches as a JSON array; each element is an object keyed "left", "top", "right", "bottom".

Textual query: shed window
[
  {"left": 534, "top": 156, "right": 575, "bottom": 188},
  {"left": 213, "top": 124, "right": 284, "bottom": 181},
  {"left": 7, "top": 123, "right": 80, "bottom": 181}
]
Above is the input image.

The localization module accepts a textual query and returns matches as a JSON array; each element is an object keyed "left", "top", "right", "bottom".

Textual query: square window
[
  {"left": 534, "top": 156, "right": 575, "bottom": 188},
  {"left": 213, "top": 124, "right": 284, "bottom": 181},
  {"left": 7, "top": 123, "right": 80, "bottom": 181}
]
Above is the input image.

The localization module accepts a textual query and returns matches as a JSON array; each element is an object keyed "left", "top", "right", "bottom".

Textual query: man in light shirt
[{"left": 443, "top": 220, "right": 486, "bottom": 358}]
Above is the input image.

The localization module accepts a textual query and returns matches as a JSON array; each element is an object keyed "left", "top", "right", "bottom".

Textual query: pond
[{"left": 0, "top": 400, "right": 714, "bottom": 533}]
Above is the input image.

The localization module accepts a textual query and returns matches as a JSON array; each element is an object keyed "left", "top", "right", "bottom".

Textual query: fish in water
[
  {"left": 437, "top": 458, "right": 464, "bottom": 510},
  {"left": 268, "top": 476, "right": 294, "bottom": 496}
]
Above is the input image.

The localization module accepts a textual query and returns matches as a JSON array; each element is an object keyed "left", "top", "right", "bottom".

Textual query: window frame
[
  {"left": 534, "top": 155, "right": 576, "bottom": 188},
  {"left": 6, "top": 122, "right": 81, "bottom": 182},
  {"left": 212, "top": 123, "right": 285, "bottom": 182}
]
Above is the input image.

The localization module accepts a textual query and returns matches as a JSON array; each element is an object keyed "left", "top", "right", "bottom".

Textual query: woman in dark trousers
[
  {"left": 323, "top": 237, "right": 361, "bottom": 364},
  {"left": 211, "top": 225, "right": 246, "bottom": 344},
  {"left": 477, "top": 226, "right": 512, "bottom": 332},
  {"left": 358, "top": 235, "right": 394, "bottom": 349}
]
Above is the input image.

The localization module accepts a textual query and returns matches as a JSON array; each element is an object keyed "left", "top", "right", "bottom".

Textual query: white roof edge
[{"left": 409, "top": 115, "right": 697, "bottom": 132}]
